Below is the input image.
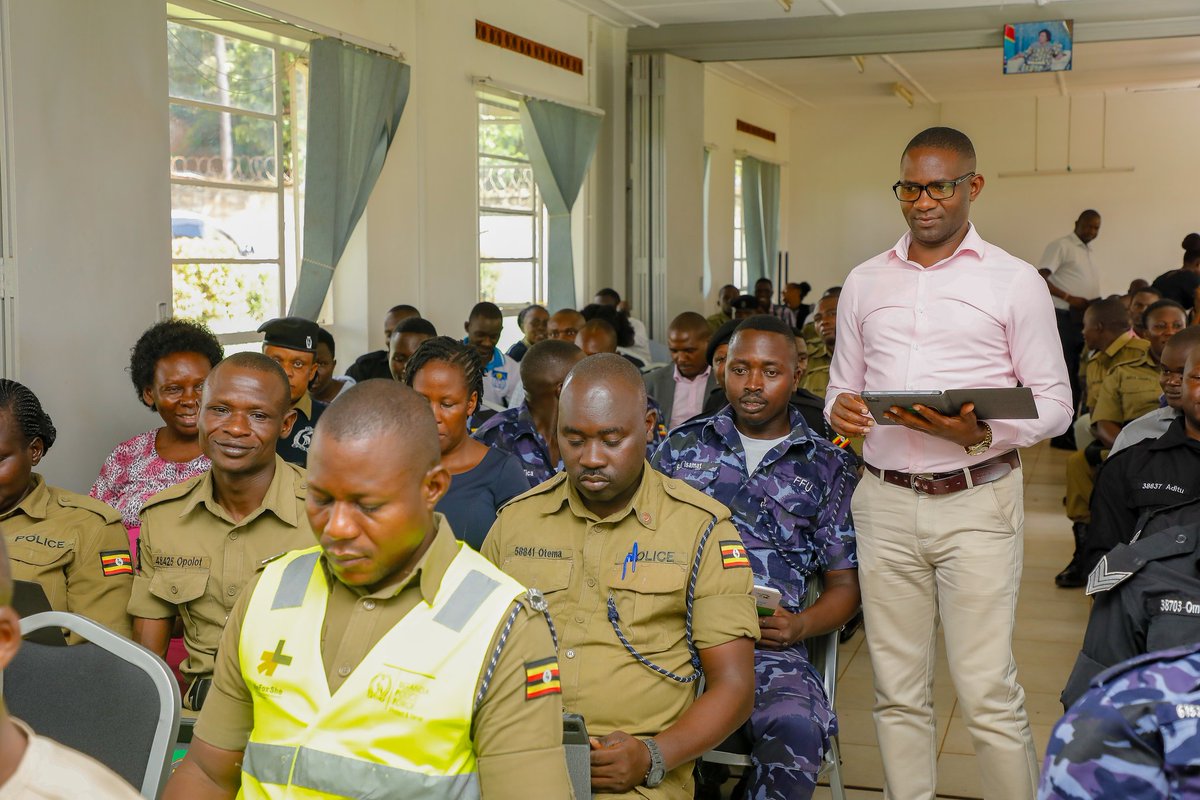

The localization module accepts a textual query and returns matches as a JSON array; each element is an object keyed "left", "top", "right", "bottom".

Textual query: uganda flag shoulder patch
[
  {"left": 524, "top": 656, "right": 561, "bottom": 701},
  {"left": 720, "top": 540, "right": 750, "bottom": 569},
  {"left": 100, "top": 549, "right": 134, "bottom": 577}
]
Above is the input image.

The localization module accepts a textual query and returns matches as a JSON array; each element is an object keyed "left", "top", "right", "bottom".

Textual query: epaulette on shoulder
[
  {"left": 1086, "top": 524, "right": 1199, "bottom": 595},
  {"left": 659, "top": 474, "right": 730, "bottom": 520},
  {"left": 498, "top": 471, "right": 568, "bottom": 514},
  {"left": 55, "top": 490, "right": 122, "bottom": 525},
  {"left": 140, "top": 473, "right": 206, "bottom": 512},
  {"left": 282, "top": 462, "right": 308, "bottom": 498}
]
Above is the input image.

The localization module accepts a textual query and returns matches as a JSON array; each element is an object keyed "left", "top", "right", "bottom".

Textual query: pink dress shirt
[
  {"left": 670, "top": 365, "right": 711, "bottom": 427},
  {"left": 826, "top": 224, "right": 1072, "bottom": 472}
]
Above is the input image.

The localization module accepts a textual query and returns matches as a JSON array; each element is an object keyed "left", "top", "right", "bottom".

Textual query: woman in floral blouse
[{"left": 91, "top": 319, "right": 224, "bottom": 545}]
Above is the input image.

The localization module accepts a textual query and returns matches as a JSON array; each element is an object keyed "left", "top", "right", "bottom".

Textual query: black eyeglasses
[{"left": 892, "top": 172, "right": 976, "bottom": 202}]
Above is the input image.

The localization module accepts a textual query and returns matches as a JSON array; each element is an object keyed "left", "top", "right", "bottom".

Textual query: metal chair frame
[{"left": 13, "top": 611, "right": 182, "bottom": 800}]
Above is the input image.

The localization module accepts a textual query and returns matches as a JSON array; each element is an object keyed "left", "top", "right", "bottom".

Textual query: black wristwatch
[{"left": 641, "top": 737, "right": 666, "bottom": 787}]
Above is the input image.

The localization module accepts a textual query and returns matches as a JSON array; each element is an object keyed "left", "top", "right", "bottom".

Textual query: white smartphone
[{"left": 752, "top": 584, "right": 782, "bottom": 616}]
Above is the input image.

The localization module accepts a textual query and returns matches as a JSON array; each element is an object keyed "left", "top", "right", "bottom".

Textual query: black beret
[
  {"left": 731, "top": 294, "right": 759, "bottom": 311},
  {"left": 258, "top": 316, "right": 320, "bottom": 353},
  {"left": 706, "top": 319, "right": 739, "bottom": 366}
]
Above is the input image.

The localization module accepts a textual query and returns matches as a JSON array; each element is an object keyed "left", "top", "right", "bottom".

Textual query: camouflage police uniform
[
  {"left": 474, "top": 400, "right": 667, "bottom": 490},
  {"left": 1040, "top": 641, "right": 1200, "bottom": 799},
  {"left": 652, "top": 406, "right": 859, "bottom": 799}
]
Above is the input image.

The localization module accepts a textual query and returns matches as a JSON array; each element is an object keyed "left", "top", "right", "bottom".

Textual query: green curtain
[
  {"left": 289, "top": 39, "right": 410, "bottom": 319},
  {"left": 742, "top": 156, "right": 781, "bottom": 286},
  {"left": 519, "top": 98, "right": 604, "bottom": 311}
]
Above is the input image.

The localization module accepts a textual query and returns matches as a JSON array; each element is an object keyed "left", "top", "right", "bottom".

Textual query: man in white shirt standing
[
  {"left": 828, "top": 126, "right": 1072, "bottom": 800},
  {"left": 1040, "top": 210, "right": 1102, "bottom": 441}
]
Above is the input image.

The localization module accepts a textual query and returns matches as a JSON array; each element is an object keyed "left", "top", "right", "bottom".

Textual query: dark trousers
[{"left": 1056, "top": 308, "right": 1084, "bottom": 418}]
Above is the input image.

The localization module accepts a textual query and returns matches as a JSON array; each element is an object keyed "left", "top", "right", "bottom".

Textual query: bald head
[
  {"left": 563, "top": 353, "right": 647, "bottom": 409},
  {"left": 577, "top": 319, "right": 619, "bottom": 356},
  {"left": 315, "top": 379, "right": 440, "bottom": 470},
  {"left": 206, "top": 352, "right": 292, "bottom": 413},
  {"left": 669, "top": 312, "right": 711, "bottom": 339},
  {"left": 521, "top": 339, "right": 585, "bottom": 397}
]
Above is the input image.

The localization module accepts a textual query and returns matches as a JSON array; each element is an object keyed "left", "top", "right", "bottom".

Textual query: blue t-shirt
[{"left": 436, "top": 446, "right": 530, "bottom": 550}]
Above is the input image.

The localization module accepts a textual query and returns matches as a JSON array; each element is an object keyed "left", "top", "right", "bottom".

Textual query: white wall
[
  {"left": 788, "top": 90, "right": 1200, "bottom": 296},
  {"left": 6, "top": 0, "right": 626, "bottom": 492},
  {"left": 8, "top": 0, "right": 172, "bottom": 492}
]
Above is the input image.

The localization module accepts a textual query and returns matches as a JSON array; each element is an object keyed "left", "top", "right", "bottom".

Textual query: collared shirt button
[
  {"left": 1178, "top": 534, "right": 1187, "bottom": 544},
  {"left": 640, "top": 512, "right": 652, "bottom": 524},
  {"left": 338, "top": 665, "right": 351, "bottom": 677},
  {"left": 227, "top": 586, "right": 238, "bottom": 597},
  {"left": 574, "top": 615, "right": 584, "bottom": 623},
  {"left": 566, "top": 649, "right": 576, "bottom": 659},
  {"left": 363, "top": 599, "right": 376, "bottom": 610},
  {"left": 586, "top": 577, "right": 596, "bottom": 588},
  {"left": 228, "top": 532, "right": 238, "bottom": 540},
  {"left": 170, "top": 585, "right": 178, "bottom": 595}
]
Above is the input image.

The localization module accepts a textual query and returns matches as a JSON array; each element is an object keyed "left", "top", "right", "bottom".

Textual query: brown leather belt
[{"left": 865, "top": 449, "right": 1021, "bottom": 496}]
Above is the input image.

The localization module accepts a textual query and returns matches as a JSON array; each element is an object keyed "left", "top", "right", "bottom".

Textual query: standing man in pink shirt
[{"left": 827, "top": 127, "right": 1071, "bottom": 800}]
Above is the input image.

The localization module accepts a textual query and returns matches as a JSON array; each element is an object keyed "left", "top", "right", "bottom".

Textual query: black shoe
[
  {"left": 1055, "top": 563, "right": 1086, "bottom": 588},
  {"left": 1050, "top": 434, "right": 1077, "bottom": 451}
]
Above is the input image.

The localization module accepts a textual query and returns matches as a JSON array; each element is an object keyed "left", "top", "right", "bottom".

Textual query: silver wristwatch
[{"left": 641, "top": 737, "right": 666, "bottom": 787}]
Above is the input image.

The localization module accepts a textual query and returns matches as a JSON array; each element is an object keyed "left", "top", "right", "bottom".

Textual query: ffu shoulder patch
[
  {"left": 99, "top": 549, "right": 134, "bottom": 577},
  {"left": 524, "top": 657, "right": 561, "bottom": 700}
]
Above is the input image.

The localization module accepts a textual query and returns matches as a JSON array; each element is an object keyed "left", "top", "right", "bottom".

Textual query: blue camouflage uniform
[
  {"left": 475, "top": 398, "right": 669, "bottom": 490},
  {"left": 1040, "top": 641, "right": 1200, "bottom": 799},
  {"left": 652, "top": 406, "right": 858, "bottom": 800}
]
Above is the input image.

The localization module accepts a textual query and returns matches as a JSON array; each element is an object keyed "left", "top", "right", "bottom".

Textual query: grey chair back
[{"left": 4, "top": 611, "right": 181, "bottom": 800}]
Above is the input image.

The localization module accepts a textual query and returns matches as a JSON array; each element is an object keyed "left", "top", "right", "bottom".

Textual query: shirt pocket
[
  {"left": 607, "top": 562, "right": 688, "bottom": 654},
  {"left": 148, "top": 569, "right": 211, "bottom": 632},
  {"left": 6, "top": 542, "right": 71, "bottom": 606},
  {"left": 501, "top": 555, "right": 572, "bottom": 597},
  {"left": 1146, "top": 597, "right": 1200, "bottom": 654}
]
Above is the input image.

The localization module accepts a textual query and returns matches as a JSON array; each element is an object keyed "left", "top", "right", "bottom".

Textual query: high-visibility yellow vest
[{"left": 236, "top": 544, "right": 526, "bottom": 800}]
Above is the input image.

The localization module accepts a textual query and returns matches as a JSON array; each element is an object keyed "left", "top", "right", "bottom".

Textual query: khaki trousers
[
  {"left": 1063, "top": 449, "right": 1096, "bottom": 522},
  {"left": 852, "top": 469, "right": 1037, "bottom": 800}
]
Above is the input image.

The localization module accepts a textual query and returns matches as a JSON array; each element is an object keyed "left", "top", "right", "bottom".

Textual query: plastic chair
[
  {"left": 698, "top": 577, "right": 848, "bottom": 800},
  {"left": 4, "top": 611, "right": 182, "bottom": 799}
]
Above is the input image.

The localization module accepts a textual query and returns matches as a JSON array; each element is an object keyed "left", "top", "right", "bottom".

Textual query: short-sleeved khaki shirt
[
  {"left": 128, "top": 456, "right": 313, "bottom": 680},
  {"left": 1083, "top": 330, "right": 1138, "bottom": 413},
  {"left": 801, "top": 342, "right": 832, "bottom": 400},
  {"left": 482, "top": 466, "right": 759, "bottom": 800},
  {"left": 2, "top": 475, "right": 132, "bottom": 641},
  {"left": 196, "top": 515, "right": 572, "bottom": 799},
  {"left": 1091, "top": 337, "right": 1161, "bottom": 426}
]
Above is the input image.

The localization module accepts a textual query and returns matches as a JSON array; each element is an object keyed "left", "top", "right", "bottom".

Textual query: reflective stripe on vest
[
  {"left": 242, "top": 742, "right": 479, "bottom": 799},
  {"left": 237, "top": 544, "right": 526, "bottom": 800}
]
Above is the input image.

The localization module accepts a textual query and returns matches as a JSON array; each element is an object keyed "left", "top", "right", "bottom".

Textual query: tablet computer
[{"left": 862, "top": 387, "right": 1038, "bottom": 425}]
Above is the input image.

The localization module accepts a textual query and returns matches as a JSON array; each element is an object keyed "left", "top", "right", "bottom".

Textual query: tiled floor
[{"left": 810, "top": 441, "right": 1087, "bottom": 799}]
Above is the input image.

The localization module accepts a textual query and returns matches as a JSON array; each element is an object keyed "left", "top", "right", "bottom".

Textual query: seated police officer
[
  {"left": 259, "top": 316, "right": 326, "bottom": 468},
  {"left": 0, "top": 380, "right": 133, "bottom": 641},
  {"left": 165, "top": 380, "right": 571, "bottom": 799},
  {"left": 129, "top": 353, "right": 313, "bottom": 710},
  {"left": 482, "top": 354, "right": 759, "bottom": 798},
  {"left": 653, "top": 315, "right": 860, "bottom": 800}
]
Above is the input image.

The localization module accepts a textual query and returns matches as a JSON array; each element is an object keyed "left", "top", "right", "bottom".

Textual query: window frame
[
  {"left": 476, "top": 91, "right": 547, "bottom": 319},
  {"left": 733, "top": 157, "right": 748, "bottom": 292},
  {"left": 167, "top": 17, "right": 309, "bottom": 346}
]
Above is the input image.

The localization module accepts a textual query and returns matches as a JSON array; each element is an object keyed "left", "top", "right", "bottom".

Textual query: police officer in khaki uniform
[
  {"left": 1060, "top": 298, "right": 1162, "bottom": 587},
  {"left": 259, "top": 316, "right": 326, "bottom": 468},
  {"left": 165, "top": 380, "right": 571, "bottom": 800},
  {"left": 482, "top": 354, "right": 759, "bottom": 799},
  {"left": 0, "top": 380, "right": 133, "bottom": 641},
  {"left": 129, "top": 353, "right": 313, "bottom": 709},
  {"left": 800, "top": 289, "right": 840, "bottom": 400}
]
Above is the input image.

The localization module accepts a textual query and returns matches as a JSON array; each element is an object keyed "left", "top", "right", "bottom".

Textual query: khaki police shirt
[
  {"left": 128, "top": 456, "right": 312, "bottom": 681},
  {"left": 196, "top": 515, "right": 573, "bottom": 799},
  {"left": 1083, "top": 331, "right": 1137, "bottom": 413},
  {"left": 1, "top": 475, "right": 132, "bottom": 641},
  {"left": 800, "top": 342, "right": 832, "bottom": 400},
  {"left": 1091, "top": 336, "right": 1162, "bottom": 426},
  {"left": 481, "top": 466, "right": 759, "bottom": 800}
]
